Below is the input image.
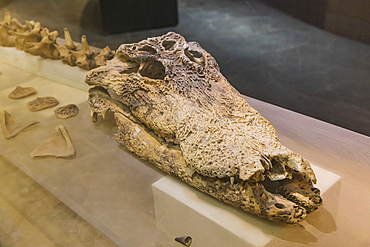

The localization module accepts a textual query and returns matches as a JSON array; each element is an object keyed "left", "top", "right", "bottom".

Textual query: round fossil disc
[{"left": 54, "top": 104, "right": 79, "bottom": 119}]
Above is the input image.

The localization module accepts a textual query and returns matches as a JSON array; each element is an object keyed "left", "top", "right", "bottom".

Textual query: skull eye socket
[
  {"left": 185, "top": 48, "right": 204, "bottom": 65},
  {"left": 139, "top": 60, "right": 166, "bottom": 80},
  {"left": 138, "top": 45, "right": 156, "bottom": 55},
  {"left": 162, "top": 40, "right": 176, "bottom": 50}
]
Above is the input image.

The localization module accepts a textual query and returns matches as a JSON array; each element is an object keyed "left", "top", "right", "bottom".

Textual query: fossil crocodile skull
[{"left": 85, "top": 32, "right": 322, "bottom": 223}]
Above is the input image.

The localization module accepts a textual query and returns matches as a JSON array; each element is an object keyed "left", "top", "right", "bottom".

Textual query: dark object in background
[{"left": 99, "top": 0, "right": 178, "bottom": 34}]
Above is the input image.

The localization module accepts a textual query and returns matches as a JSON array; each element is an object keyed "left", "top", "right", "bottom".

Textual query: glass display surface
[{"left": 1, "top": 1, "right": 370, "bottom": 246}]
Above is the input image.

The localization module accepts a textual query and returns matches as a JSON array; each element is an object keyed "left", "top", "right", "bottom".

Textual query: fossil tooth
[
  {"left": 175, "top": 236, "right": 192, "bottom": 247},
  {"left": 230, "top": 176, "right": 235, "bottom": 187},
  {"left": 26, "top": 96, "right": 59, "bottom": 112},
  {"left": 0, "top": 110, "right": 39, "bottom": 139},
  {"left": 30, "top": 125, "right": 75, "bottom": 158}
]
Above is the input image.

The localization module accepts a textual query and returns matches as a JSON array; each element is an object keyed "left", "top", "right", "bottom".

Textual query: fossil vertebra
[
  {"left": 85, "top": 32, "right": 322, "bottom": 223},
  {"left": 1, "top": 13, "right": 114, "bottom": 70},
  {"left": 23, "top": 27, "right": 60, "bottom": 59},
  {"left": 26, "top": 96, "right": 59, "bottom": 112},
  {"left": 0, "top": 110, "right": 39, "bottom": 139},
  {"left": 0, "top": 12, "right": 16, "bottom": 47},
  {"left": 70, "top": 35, "right": 97, "bottom": 70},
  {"left": 30, "top": 125, "right": 75, "bottom": 158},
  {"left": 54, "top": 104, "right": 79, "bottom": 119},
  {"left": 56, "top": 28, "right": 77, "bottom": 66},
  {"left": 8, "top": 85, "right": 36, "bottom": 99}
]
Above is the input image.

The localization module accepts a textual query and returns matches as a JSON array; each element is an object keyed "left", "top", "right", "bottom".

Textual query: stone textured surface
[{"left": 86, "top": 33, "right": 322, "bottom": 223}]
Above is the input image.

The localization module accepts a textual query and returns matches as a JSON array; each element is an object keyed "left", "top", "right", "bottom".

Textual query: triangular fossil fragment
[
  {"left": 0, "top": 110, "right": 39, "bottom": 139},
  {"left": 8, "top": 86, "right": 36, "bottom": 99},
  {"left": 30, "top": 125, "right": 75, "bottom": 158}
]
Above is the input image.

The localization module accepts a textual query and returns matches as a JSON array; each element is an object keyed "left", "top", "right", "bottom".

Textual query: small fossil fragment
[
  {"left": 175, "top": 236, "right": 192, "bottom": 247},
  {"left": 30, "top": 125, "right": 75, "bottom": 158},
  {"left": 0, "top": 12, "right": 16, "bottom": 47},
  {"left": 10, "top": 20, "right": 42, "bottom": 50},
  {"left": 26, "top": 96, "right": 59, "bottom": 112},
  {"left": 95, "top": 46, "right": 115, "bottom": 67},
  {"left": 54, "top": 104, "right": 79, "bottom": 119},
  {"left": 23, "top": 27, "right": 60, "bottom": 59},
  {"left": 56, "top": 28, "right": 77, "bottom": 66},
  {"left": 85, "top": 32, "right": 322, "bottom": 223},
  {"left": 8, "top": 86, "right": 36, "bottom": 99},
  {"left": 70, "top": 35, "right": 97, "bottom": 70},
  {"left": 0, "top": 110, "right": 39, "bottom": 139}
]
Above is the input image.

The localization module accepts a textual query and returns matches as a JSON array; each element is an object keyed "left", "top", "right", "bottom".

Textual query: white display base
[
  {"left": 0, "top": 46, "right": 89, "bottom": 91},
  {"left": 152, "top": 165, "right": 340, "bottom": 247}
]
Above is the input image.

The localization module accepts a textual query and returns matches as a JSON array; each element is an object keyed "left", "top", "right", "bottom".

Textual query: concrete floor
[{"left": 1, "top": 0, "right": 370, "bottom": 136}]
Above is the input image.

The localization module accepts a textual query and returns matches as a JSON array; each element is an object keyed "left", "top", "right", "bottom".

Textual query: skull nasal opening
[{"left": 139, "top": 60, "right": 166, "bottom": 80}]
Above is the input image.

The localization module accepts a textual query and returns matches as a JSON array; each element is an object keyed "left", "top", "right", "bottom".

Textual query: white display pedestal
[{"left": 152, "top": 165, "right": 340, "bottom": 247}]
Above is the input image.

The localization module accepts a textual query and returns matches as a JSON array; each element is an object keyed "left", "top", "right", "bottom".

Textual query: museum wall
[{"left": 260, "top": 0, "right": 370, "bottom": 45}]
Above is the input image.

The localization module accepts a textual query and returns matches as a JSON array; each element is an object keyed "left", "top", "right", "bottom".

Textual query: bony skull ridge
[{"left": 85, "top": 32, "right": 322, "bottom": 223}]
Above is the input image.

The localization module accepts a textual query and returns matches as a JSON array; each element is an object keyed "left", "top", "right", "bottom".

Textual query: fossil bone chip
[
  {"left": 30, "top": 125, "right": 75, "bottom": 158},
  {"left": 54, "top": 104, "right": 79, "bottom": 119},
  {"left": 70, "top": 35, "right": 97, "bottom": 70},
  {"left": 23, "top": 28, "right": 60, "bottom": 59},
  {"left": 95, "top": 46, "right": 115, "bottom": 67},
  {"left": 175, "top": 236, "right": 192, "bottom": 247},
  {"left": 8, "top": 86, "right": 36, "bottom": 99},
  {"left": 85, "top": 32, "right": 322, "bottom": 223},
  {"left": 26, "top": 96, "right": 59, "bottom": 112},
  {"left": 0, "top": 110, "right": 39, "bottom": 139},
  {"left": 56, "top": 28, "right": 77, "bottom": 66},
  {"left": 9, "top": 20, "right": 42, "bottom": 50},
  {"left": 0, "top": 12, "right": 16, "bottom": 47}
]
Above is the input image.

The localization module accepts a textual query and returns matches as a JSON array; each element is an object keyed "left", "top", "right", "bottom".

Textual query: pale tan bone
[
  {"left": 54, "top": 104, "right": 79, "bottom": 119},
  {"left": 0, "top": 12, "right": 16, "bottom": 47},
  {"left": 0, "top": 110, "right": 39, "bottom": 139},
  {"left": 23, "top": 28, "right": 60, "bottom": 59},
  {"left": 9, "top": 18, "right": 34, "bottom": 31},
  {"left": 30, "top": 125, "right": 75, "bottom": 158},
  {"left": 26, "top": 96, "right": 59, "bottom": 112},
  {"left": 8, "top": 86, "right": 36, "bottom": 99},
  {"left": 9, "top": 21, "right": 42, "bottom": 50},
  {"left": 56, "top": 28, "right": 77, "bottom": 66},
  {"left": 95, "top": 46, "right": 115, "bottom": 67},
  {"left": 70, "top": 35, "right": 97, "bottom": 70},
  {"left": 85, "top": 32, "right": 322, "bottom": 223}
]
